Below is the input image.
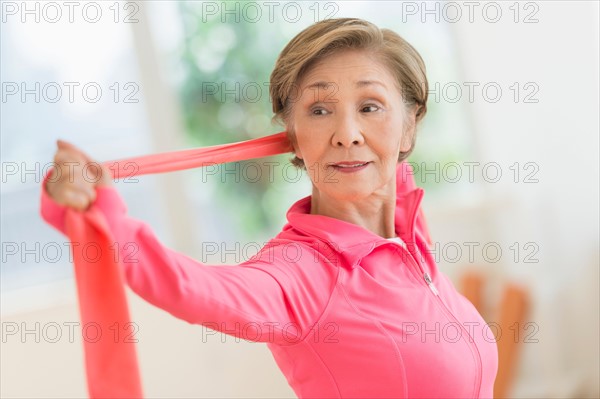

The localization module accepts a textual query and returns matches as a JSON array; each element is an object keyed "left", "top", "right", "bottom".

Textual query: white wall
[{"left": 425, "top": 1, "right": 599, "bottom": 396}]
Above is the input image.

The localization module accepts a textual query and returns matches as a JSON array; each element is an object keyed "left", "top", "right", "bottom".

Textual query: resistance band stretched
[{"left": 52, "top": 132, "right": 293, "bottom": 398}]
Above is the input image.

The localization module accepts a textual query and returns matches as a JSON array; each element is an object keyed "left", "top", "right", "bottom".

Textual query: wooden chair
[{"left": 459, "top": 271, "right": 530, "bottom": 398}]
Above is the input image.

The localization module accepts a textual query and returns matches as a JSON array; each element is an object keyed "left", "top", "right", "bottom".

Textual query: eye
[
  {"left": 361, "top": 104, "right": 380, "bottom": 113},
  {"left": 311, "top": 107, "right": 329, "bottom": 116}
]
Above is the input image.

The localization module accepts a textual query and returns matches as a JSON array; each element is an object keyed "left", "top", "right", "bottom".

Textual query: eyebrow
[
  {"left": 304, "top": 80, "right": 388, "bottom": 91},
  {"left": 355, "top": 80, "right": 387, "bottom": 90}
]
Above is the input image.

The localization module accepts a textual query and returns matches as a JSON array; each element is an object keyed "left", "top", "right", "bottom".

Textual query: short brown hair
[{"left": 269, "top": 18, "right": 429, "bottom": 169}]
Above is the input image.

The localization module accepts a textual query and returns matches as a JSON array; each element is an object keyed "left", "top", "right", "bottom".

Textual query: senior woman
[{"left": 42, "top": 18, "right": 498, "bottom": 398}]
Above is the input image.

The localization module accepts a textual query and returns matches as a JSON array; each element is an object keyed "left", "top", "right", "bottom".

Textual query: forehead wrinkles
[{"left": 298, "top": 63, "right": 395, "bottom": 102}]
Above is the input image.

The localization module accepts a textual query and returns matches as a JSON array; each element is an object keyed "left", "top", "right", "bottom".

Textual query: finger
[
  {"left": 51, "top": 157, "right": 85, "bottom": 184},
  {"left": 57, "top": 139, "right": 94, "bottom": 163},
  {"left": 66, "top": 190, "right": 91, "bottom": 211},
  {"left": 53, "top": 143, "right": 87, "bottom": 168},
  {"left": 96, "top": 163, "right": 114, "bottom": 186},
  {"left": 56, "top": 139, "right": 81, "bottom": 152},
  {"left": 53, "top": 150, "right": 97, "bottom": 184},
  {"left": 65, "top": 172, "right": 98, "bottom": 199},
  {"left": 53, "top": 151, "right": 85, "bottom": 168},
  {"left": 90, "top": 162, "right": 113, "bottom": 186}
]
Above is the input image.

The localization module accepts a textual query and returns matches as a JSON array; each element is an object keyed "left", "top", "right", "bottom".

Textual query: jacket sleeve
[{"left": 39, "top": 168, "right": 335, "bottom": 346}]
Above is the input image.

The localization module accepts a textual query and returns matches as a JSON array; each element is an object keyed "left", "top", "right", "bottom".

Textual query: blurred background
[{"left": 1, "top": 1, "right": 598, "bottom": 397}]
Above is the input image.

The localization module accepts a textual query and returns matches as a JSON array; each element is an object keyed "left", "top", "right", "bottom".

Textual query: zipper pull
[{"left": 423, "top": 272, "right": 439, "bottom": 296}]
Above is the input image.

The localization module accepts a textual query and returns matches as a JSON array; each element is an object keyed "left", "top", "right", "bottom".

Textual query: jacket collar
[{"left": 282, "top": 162, "right": 425, "bottom": 268}]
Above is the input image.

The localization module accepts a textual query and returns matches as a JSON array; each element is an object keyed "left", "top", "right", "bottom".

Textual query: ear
[
  {"left": 295, "top": 146, "right": 304, "bottom": 160},
  {"left": 287, "top": 127, "right": 303, "bottom": 160},
  {"left": 400, "top": 107, "right": 418, "bottom": 152},
  {"left": 400, "top": 125, "right": 415, "bottom": 153}
]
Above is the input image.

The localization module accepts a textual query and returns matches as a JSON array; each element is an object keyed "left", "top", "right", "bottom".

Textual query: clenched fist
[{"left": 45, "top": 140, "right": 113, "bottom": 211}]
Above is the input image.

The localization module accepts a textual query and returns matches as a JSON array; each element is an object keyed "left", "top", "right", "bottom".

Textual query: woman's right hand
[{"left": 45, "top": 140, "right": 114, "bottom": 212}]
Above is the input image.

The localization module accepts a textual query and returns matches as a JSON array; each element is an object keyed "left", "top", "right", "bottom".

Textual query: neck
[{"left": 310, "top": 180, "right": 397, "bottom": 239}]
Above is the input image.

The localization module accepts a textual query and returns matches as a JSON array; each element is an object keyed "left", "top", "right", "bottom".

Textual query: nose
[{"left": 331, "top": 111, "right": 365, "bottom": 148}]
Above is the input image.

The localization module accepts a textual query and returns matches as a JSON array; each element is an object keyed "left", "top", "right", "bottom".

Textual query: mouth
[{"left": 329, "top": 161, "right": 371, "bottom": 172}]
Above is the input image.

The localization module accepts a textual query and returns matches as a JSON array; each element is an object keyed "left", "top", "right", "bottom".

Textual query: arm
[{"left": 40, "top": 169, "right": 334, "bottom": 346}]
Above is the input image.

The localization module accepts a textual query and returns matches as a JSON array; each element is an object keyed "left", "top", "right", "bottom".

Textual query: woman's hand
[{"left": 45, "top": 140, "right": 113, "bottom": 211}]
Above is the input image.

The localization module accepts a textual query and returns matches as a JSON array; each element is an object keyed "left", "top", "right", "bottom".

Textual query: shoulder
[
  {"left": 241, "top": 235, "right": 340, "bottom": 288},
  {"left": 238, "top": 236, "right": 339, "bottom": 334}
]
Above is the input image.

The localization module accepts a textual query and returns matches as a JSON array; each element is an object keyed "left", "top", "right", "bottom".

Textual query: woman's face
[{"left": 289, "top": 49, "right": 414, "bottom": 202}]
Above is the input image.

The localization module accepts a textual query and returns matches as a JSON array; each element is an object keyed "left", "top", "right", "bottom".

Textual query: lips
[
  {"left": 328, "top": 161, "right": 372, "bottom": 174},
  {"left": 331, "top": 161, "right": 370, "bottom": 168}
]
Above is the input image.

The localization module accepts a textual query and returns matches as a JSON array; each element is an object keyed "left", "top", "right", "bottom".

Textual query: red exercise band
[{"left": 57, "top": 132, "right": 293, "bottom": 397}]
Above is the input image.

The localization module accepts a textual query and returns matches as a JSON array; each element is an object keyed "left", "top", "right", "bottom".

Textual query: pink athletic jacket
[{"left": 40, "top": 161, "right": 498, "bottom": 398}]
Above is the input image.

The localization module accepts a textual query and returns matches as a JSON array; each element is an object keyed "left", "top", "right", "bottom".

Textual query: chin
[{"left": 327, "top": 186, "right": 372, "bottom": 202}]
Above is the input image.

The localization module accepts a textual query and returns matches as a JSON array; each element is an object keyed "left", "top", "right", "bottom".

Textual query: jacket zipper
[
  {"left": 423, "top": 271, "right": 439, "bottom": 296},
  {"left": 389, "top": 240, "right": 483, "bottom": 398}
]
